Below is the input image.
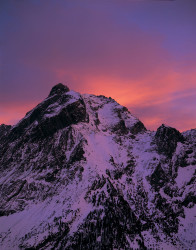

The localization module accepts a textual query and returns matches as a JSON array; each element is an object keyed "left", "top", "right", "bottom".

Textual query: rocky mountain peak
[
  {"left": 4, "top": 87, "right": 87, "bottom": 143},
  {"left": 48, "top": 83, "right": 70, "bottom": 97}
]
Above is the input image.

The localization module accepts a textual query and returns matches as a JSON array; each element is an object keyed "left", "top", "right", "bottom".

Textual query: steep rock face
[
  {"left": 0, "top": 84, "right": 195, "bottom": 250},
  {"left": 149, "top": 163, "right": 169, "bottom": 191},
  {"left": 5, "top": 85, "right": 87, "bottom": 143},
  {"left": 155, "top": 124, "right": 184, "bottom": 158},
  {"left": 130, "top": 120, "right": 146, "bottom": 135}
]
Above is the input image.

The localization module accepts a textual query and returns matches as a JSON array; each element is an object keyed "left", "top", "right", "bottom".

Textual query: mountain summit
[
  {"left": 48, "top": 83, "right": 70, "bottom": 97},
  {"left": 0, "top": 84, "right": 195, "bottom": 249}
]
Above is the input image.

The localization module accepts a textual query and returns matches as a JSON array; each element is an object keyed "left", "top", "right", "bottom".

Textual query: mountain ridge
[{"left": 0, "top": 83, "right": 195, "bottom": 249}]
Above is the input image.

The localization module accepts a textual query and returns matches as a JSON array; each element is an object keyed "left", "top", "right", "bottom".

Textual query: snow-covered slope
[{"left": 0, "top": 84, "right": 195, "bottom": 249}]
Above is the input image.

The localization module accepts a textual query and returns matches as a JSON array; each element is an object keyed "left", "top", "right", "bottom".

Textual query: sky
[{"left": 0, "top": 0, "right": 196, "bottom": 131}]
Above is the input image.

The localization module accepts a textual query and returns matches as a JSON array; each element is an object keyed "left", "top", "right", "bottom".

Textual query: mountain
[{"left": 0, "top": 83, "right": 195, "bottom": 250}]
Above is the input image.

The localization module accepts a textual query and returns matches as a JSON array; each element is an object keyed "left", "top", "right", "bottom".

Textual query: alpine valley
[{"left": 0, "top": 84, "right": 195, "bottom": 250}]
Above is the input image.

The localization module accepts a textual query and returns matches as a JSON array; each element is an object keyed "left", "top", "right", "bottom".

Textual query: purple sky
[{"left": 0, "top": 0, "right": 196, "bottom": 131}]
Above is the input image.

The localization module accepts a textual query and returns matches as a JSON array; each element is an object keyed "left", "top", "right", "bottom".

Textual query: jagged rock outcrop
[
  {"left": 155, "top": 124, "right": 184, "bottom": 158},
  {"left": 130, "top": 120, "right": 146, "bottom": 135},
  {"left": 0, "top": 84, "right": 195, "bottom": 250}
]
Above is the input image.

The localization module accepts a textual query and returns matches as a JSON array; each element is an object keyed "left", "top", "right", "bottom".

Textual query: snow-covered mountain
[{"left": 0, "top": 83, "right": 195, "bottom": 249}]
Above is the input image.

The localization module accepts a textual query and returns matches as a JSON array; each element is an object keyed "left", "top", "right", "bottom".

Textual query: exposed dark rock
[
  {"left": 130, "top": 121, "right": 146, "bottom": 135},
  {"left": 48, "top": 83, "right": 70, "bottom": 97},
  {"left": 124, "top": 158, "right": 135, "bottom": 176},
  {"left": 0, "top": 124, "right": 11, "bottom": 141},
  {"left": 111, "top": 108, "right": 129, "bottom": 135},
  {"left": 182, "top": 193, "right": 196, "bottom": 207},
  {"left": 0, "top": 209, "right": 16, "bottom": 217},
  {"left": 68, "top": 141, "right": 86, "bottom": 165},
  {"left": 7, "top": 180, "right": 27, "bottom": 201},
  {"left": 173, "top": 151, "right": 189, "bottom": 168},
  {"left": 94, "top": 112, "right": 100, "bottom": 126},
  {"left": 31, "top": 100, "right": 87, "bottom": 141},
  {"left": 187, "top": 173, "right": 196, "bottom": 186},
  {"left": 112, "top": 120, "right": 128, "bottom": 135},
  {"left": 154, "top": 194, "right": 182, "bottom": 235},
  {"left": 0, "top": 124, "right": 11, "bottom": 135},
  {"left": 5, "top": 92, "right": 87, "bottom": 143},
  {"left": 163, "top": 184, "right": 176, "bottom": 198},
  {"left": 64, "top": 178, "right": 143, "bottom": 249},
  {"left": 22, "top": 220, "right": 70, "bottom": 249},
  {"left": 44, "top": 171, "right": 58, "bottom": 182},
  {"left": 155, "top": 124, "right": 184, "bottom": 158},
  {"left": 182, "top": 129, "right": 196, "bottom": 143},
  {"left": 149, "top": 163, "right": 169, "bottom": 191},
  {"left": 186, "top": 149, "right": 193, "bottom": 155}
]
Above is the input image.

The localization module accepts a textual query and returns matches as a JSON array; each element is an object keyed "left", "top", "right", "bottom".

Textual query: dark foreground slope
[{"left": 0, "top": 84, "right": 195, "bottom": 249}]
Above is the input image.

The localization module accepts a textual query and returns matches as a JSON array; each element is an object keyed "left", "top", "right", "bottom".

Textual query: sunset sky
[{"left": 0, "top": 0, "right": 196, "bottom": 131}]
